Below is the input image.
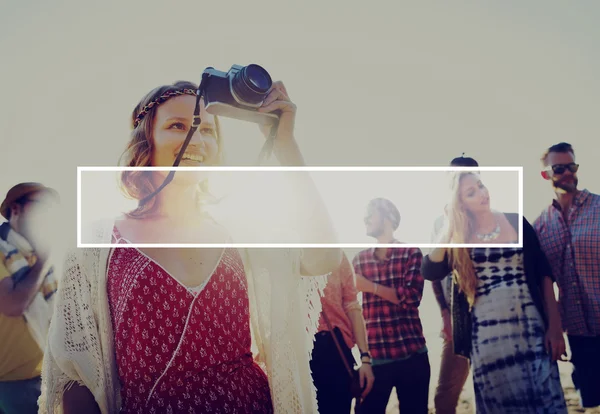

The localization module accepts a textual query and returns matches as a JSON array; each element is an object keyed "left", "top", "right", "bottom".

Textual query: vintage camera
[{"left": 202, "top": 64, "right": 279, "bottom": 126}]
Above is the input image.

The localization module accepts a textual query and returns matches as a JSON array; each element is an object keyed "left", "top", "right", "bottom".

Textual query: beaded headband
[{"left": 133, "top": 88, "right": 198, "bottom": 128}]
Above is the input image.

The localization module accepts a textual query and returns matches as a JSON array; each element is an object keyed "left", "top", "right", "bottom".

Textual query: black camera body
[{"left": 202, "top": 64, "right": 279, "bottom": 126}]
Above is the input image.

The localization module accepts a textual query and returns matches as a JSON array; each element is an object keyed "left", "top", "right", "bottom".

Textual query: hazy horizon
[{"left": 2, "top": 0, "right": 598, "bottom": 343}]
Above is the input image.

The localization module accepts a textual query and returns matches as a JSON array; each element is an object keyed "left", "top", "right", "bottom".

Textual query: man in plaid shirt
[
  {"left": 533, "top": 142, "right": 600, "bottom": 409},
  {"left": 352, "top": 198, "right": 429, "bottom": 414}
]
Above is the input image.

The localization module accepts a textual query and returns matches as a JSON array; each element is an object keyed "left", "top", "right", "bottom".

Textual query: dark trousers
[
  {"left": 569, "top": 335, "right": 600, "bottom": 408},
  {"left": 360, "top": 352, "right": 430, "bottom": 414},
  {"left": 310, "top": 329, "right": 356, "bottom": 414}
]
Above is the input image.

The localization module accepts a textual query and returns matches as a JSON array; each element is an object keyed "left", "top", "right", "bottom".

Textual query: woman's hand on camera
[{"left": 258, "top": 81, "right": 296, "bottom": 143}]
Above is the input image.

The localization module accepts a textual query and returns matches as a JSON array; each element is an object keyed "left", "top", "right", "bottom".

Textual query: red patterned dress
[{"left": 107, "top": 228, "right": 273, "bottom": 413}]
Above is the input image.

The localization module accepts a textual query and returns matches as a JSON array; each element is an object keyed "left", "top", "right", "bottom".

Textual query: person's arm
[
  {"left": 429, "top": 216, "right": 453, "bottom": 339},
  {"left": 0, "top": 257, "right": 50, "bottom": 317},
  {"left": 339, "top": 255, "right": 369, "bottom": 354},
  {"left": 421, "top": 248, "right": 452, "bottom": 281},
  {"left": 355, "top": 273, "right": 401, "bottom": 304},
  {"left": 396, "top": 248, "right": 424, "bottom": 306},
  {"left": 345, "top": 307, "right": 375, "bottom": 398},
  {"left": 432, "top": 278, "right": 452, "bottom": 340},
  {"left": 346, "top": 308, "right": 369, "bottom": 355},
  {"left": 38, "top": 245, "right": 111, "bottom": 414},
  {"left": 63, "top": 383, "right": 101, "bottom": 414},
  {"left": 542, "top": 275, "right": 566, "bottom": 361},
  {"left": 524, "top": 217, "right": 566, "bottom": 361},
  {"left": 258, "top": 82, "right": 341, "bottom": 276},
  {"left": 352, "top": 253, "right": 399, "bottom": 304},
  {"left": 432, "top": 280, "right": 449, "bottom": 313},
  {"left": 428, "top": 217, "right": 450, "bottom": 312},
  {"left": 276, "top": 142, "right": 341, "bottom": 276},
  {"left": 339, "top": 256, "right": 374, "bottom": 398}
]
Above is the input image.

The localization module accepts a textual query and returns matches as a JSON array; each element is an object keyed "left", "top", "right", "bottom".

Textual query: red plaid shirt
[
  {"left": 533, "top": 189, "right": 600, "bottom": 336},
  {"left": 352, "top": 245, "right": 426, "bottom": 360}
]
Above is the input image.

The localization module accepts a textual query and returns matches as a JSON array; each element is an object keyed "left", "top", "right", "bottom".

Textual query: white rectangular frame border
[{"left": 77, "top": 166, "right": 524, "bottom": 249}]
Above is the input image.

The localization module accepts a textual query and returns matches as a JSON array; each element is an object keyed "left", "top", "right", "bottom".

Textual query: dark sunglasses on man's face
[{"left": 549, "top": 163, "right": 579, "bottom": 175}]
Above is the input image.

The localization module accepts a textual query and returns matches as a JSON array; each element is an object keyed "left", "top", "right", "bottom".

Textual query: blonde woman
[
  {"left": 421, "top": 171, "right": 567, "bottom": 414},
  {"left": 39, "top": 79, "right": 341, "bottom": 413}
]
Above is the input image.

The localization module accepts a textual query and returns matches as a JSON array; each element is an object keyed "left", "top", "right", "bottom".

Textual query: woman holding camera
[{"left": 39, "top": 76, "right": 341, "bottom": 414}]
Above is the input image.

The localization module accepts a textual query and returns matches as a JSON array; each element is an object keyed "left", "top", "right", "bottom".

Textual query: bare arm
[
  {"left": 351, "top": 253, "right": 400, "bottom": 304},
  {"left": 525, "top": 216, "right": 566, "bottom": 361},
  {"left": 429, "top": 218, "right": 451, "bottom": 313},
  {"left": 338, "top": 257, "right": 375, "bottom": 397},
  {"left": 274, "top": 139, "right": 341, "bottom": 276},
  {"left": 0, "top": 257, "right": 50, "bottom": 317},
  {"left": 542, "top": 276, "right": 562, "bottom": 327},
  {"left": 355, "top": 272, "right": 400, "bottom": 304},
  {"left": 432, "top": 280, "right": 449, "bottom": 314},
  {"left": 337, "top": 255, "right": 370, "bottom": 353},
  {"left": 346, "top": 308, "right": 369, "bottom": 354},
  {"left": 63, "top": 383, "right": 101, "bottom": 414},
  {"left": 542, "top": 275, "right": 567, "bottom": 361},
  {"left": 256, "top": 82, "right": 342, "bottom": 277}
]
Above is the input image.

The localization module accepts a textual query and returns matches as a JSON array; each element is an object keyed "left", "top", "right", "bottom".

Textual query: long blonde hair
[
  {"left": 444, "top": 172, "right": 478, "bottom": 308},
  {"left": 118, "top": 81, "right": 223, "bottom": 218}
]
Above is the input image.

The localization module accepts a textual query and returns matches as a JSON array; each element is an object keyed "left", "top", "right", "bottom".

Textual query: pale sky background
[
  {"left": 1, "top": 0, "right": 598, "bottom": 247},
  {"left": 1, "top": 1, "right": 599, "bottom": 345}
]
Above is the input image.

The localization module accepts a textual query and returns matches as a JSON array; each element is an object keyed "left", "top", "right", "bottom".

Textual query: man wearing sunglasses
[
  {"left": 0, "top": 182, "right": 59, "bottom": 414},
  {"left": 533, "top": 142, "right": 600, "bottom": 409}
]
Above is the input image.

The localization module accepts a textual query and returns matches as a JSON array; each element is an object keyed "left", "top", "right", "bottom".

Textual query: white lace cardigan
[{"left": 38, "top": 219, "right": 327, "bottom": 413}]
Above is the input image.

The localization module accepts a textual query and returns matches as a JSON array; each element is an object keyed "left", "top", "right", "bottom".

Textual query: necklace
[{"left": 476, "top": 222, "right": 501, "bottom": 241}]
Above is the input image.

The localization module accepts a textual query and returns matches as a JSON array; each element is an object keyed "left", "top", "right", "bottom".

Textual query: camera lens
[{"left": 231, "top": 64, "right": 272, "bottom": 105}]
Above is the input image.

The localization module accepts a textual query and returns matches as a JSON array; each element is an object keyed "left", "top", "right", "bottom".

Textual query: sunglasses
[{"left": 548, "top": 163, "right": 579, "bottom": 175}]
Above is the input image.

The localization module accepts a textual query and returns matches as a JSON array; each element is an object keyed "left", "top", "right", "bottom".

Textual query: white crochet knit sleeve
[
  {"left": 243, "top": 248, "right": 327, "bottom": 414},
  {"left": 38, "top": 246, "right": 119, "bottom": 413},
  {"left": 38, "top": 217, "right": 326, "bottom": 414}
]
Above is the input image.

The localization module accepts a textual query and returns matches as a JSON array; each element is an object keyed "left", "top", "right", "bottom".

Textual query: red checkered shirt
[
  {"left": 533, "top": 189, "right": 600, "bottom": 337},
  {"left": 352, "top": 245, "right": 426, "bottom": 360}
]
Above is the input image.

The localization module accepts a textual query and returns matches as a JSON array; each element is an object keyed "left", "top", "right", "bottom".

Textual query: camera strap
[
  {"left": 138, "top": 77, "right": 206, "bottom": 207},
  {"left": 140, "top": 72, "right": 278, "bottom": 207}
]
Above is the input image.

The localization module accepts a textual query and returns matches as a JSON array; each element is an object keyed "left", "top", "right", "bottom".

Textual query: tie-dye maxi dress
[{"left": 470, "top": 247, "right": 567, "bottom": 414}]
